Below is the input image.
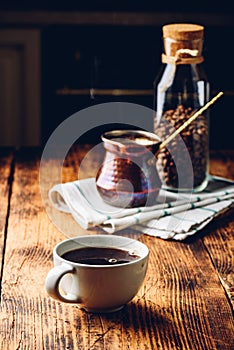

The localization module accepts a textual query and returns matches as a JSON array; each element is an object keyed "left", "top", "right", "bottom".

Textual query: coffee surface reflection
[{"left": 61, "top": 247, "right": 140, "bottom": 265}]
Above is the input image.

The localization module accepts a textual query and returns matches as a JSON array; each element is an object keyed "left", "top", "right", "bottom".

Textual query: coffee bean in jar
[
  {"left": 155, "top": 105, "right": 209, "bottom": 189},
  {"left": 153, "top": 23, "right": 210, "bottom": 192}
]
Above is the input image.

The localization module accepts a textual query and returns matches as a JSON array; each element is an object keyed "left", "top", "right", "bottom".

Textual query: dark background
[
  {"left": 0, "top": 1, "right": 233, "bottom": 149},
  {"left": 0, "top": 1, "right": 233, "bottom": 12}
]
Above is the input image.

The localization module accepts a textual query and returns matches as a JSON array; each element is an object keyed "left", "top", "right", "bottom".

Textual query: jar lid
[{"left": 162, "top": 23, "right": 204, "bottom": 40}]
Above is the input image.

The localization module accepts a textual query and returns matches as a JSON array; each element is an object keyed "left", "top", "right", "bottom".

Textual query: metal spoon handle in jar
[{"left": 157, "top": 91, "right": 224, "bottom": 153}]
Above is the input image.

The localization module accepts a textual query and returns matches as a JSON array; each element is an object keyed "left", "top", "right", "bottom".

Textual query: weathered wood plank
[
  {"left": 139, "top": 235, "right": 234, "bottom": 350},
  {"left": 0, "top": 148, "right": 14, "bottom": 283},
  {"left": 202, "top": 209, "right": 234, "bottom": 307},
  {"left": 0, "top": 148, "right": 58, "bottom": 349},
  {"left": 0, "top": 147, "right": 104, "bottom": 350},
  {"left": 209, "top": 150, "right": 234, "bottom": 179},
  {"left": 0, "top": 147, "right": 233, "bottom": 350},
  {"left": 203, "top": 150, "right": 234, "bottom": 309}
]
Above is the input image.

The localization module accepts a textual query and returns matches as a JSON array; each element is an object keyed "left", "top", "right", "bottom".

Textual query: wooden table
[{"left": 0, "top": 146, "right": 233, "bottom": 350}]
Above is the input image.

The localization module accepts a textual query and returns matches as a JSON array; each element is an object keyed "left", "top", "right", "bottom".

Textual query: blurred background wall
[{"left": 0, "top": 1, "right": 233, "bottom": 149}]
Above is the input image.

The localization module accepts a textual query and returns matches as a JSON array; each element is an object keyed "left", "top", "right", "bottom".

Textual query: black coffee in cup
[{"left": 61, "top": 247, "right": 140, "bottom": 265}]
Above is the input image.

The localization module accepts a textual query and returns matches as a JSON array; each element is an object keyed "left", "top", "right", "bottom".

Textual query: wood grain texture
[
  {"left": 0, "top": 147, "right": 233, "bottom": 350},
  {"left": 0, "top": 148, "right": 14, "bottom": 281},
  {"left": 209, "top": 150, "right": 234, "bottom": 179},
  {"left": 207, "top": 150, "right": 234, "bottom": 308}
]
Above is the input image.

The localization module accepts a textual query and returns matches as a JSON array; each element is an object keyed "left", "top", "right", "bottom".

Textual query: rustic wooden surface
[{"left": 0, "top": 147, "right": 233, "bottom": 350}]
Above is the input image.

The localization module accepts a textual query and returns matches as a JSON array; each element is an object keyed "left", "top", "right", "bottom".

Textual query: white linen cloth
[{"left": 48, "top": 175, "right": 234, "bottom": 241}]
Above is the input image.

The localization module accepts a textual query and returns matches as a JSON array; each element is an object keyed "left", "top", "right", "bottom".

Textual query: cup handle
[{"left": 45, "top": 263, "right": 81, "bottom": 303}]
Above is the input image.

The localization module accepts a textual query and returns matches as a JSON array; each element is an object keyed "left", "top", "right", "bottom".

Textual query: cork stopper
[
  {"left": 163, "top": 23, "right": 204, "bottom": 41},
  {"left": 162, "top": 23, "right": 205, "bottom": 58}
]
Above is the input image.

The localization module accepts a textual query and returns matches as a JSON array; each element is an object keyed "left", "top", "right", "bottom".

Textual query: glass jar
[{"left": 153, "top": 23, "right": 210, "bottom": 192}]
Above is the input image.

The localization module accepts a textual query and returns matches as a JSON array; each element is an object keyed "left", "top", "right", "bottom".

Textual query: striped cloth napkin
[{"left": 48, "top": 175, "right": 234, "bottom": 241}]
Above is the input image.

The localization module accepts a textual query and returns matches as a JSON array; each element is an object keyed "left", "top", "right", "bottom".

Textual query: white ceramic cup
[{"left": 45, "top": 234, "right": 149, "bottom": 313}]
